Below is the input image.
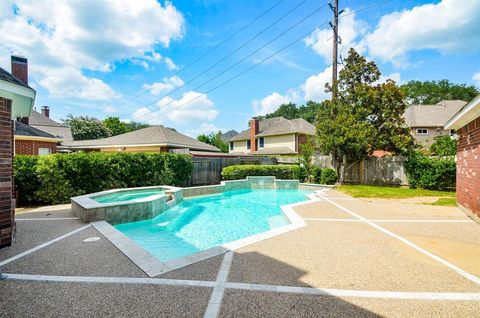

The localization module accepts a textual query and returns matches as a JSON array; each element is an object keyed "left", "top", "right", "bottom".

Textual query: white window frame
[
  {"left": 416, "top": 128, "right": 428, "bottom": 135},
  {"left": 38, "top": 147, "right": 52, "bottom": 155}
]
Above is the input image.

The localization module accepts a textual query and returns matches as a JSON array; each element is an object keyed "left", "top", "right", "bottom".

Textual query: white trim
[
  {"left": 416, "top": 128, "right": 429, "bottom": 135},
  {"left": 14, "top": 135, "right": 62, "bottom": 143},
  {"left": 445, "top": 94, "right": 480, "bottom": 129},
  {"left": 4, "top": 273, "right": 480, "bottom": 301},
  {"left": 0, "top": 225, "right": 90, "bottom": 267},
  {"left": 66, "top": 142, "right": 219, "bottom": 152},
  {"left": 0, "top": 80, "right": 35, "bottom": 99},
  {"left": 304, "top": 218, "right": 474, "bottom": 223},
  {"left": 318, "top": 195, "right": 480, "bottom": 285},
  {"left": 204, "top": 252, "right": 234, "bottom": 318}
]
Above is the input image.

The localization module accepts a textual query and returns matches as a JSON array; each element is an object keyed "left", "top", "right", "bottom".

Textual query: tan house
[
  {"left": 65, "top": 125, "right": 220, "bottom": 153},
  {"left": 228, "top": 117, "right": 315, "bottom": 155},
  {"left": 404, "top": 100, "right": 467, "bottom": 146}
]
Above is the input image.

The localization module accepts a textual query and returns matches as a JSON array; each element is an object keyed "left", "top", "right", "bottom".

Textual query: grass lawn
[
  {"left": 337, "top": 185, "right": 455, "bottom": 199},
  {"left": 428, "top": 197, "right": 457, "bottom": 206}
]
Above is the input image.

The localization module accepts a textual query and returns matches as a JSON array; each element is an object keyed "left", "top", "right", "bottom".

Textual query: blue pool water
[
  {"left": 93, "top": 188, "right": 165, "bottom": 204},
  {"left": 115, "top": 188, "right": 311, "bottom": 261}
]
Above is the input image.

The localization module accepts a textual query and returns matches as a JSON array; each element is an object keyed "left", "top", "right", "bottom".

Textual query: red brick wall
[
  {"left": 0, "top": 97, "right": 14, "bottom": 248},
  {"left": 456, "top": 117, "right": 480, "bottom": 219},
  {"left": 15, "top": 139, "right": 57, "bottom": 155}
]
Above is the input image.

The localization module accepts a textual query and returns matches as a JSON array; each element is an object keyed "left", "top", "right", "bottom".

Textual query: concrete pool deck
[{"left": 1, "top": 189, "right": 480, "bottom": 317}]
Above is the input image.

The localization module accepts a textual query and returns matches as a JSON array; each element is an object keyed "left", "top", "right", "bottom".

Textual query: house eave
[
  {"left": 445, "top": 94, "right": 480, "bottom": 130},
  {"left": 0, "top": 80, "right": 36, "bottom": 119}
]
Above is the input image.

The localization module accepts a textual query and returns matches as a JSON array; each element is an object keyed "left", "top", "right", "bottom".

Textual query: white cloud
[
  {"left": 302, "top": 66, "right": 332, "bottom": 101},
  {"left": 158, "top": 91, "right": 218, "bottom": 124},
  {"left": 38, "top": 67, "right": 117, "bottom": 100},
  {"left": 473, "top": 72, "right": 480, "bottom": 87},
  {"left": 305, "top": 8, "right": 366, "bottom": 63},
  {"left": 375, "top": 72, "right": 401, "bottom": 85},
  {"left": 0, "top": 0, "right": 184, "bottom": 99},
  {"left": 143, "top": 76, "right": 184, "bottom": 96},
  {"left": 132, "top": 91, "right": 218, "bottom": 125},
  {"left": 251, "top": 92, "right": 290, "bottom": 116},
  {"left": 363, "top": 0, "right": 480, "bottom": 67},
  {"left": 187, "top": 123, "right": 224, "bottom": 137},
  {"left": 164, "top": 57, "right": 178, "bottom": 70},
  {"left": 103, "top": 105, "right": 116, "bottom": 113}
]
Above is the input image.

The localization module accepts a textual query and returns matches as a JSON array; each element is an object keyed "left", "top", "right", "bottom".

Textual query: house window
[
  {"left": 38, "top": 147, "right": 52, "bottom": 155},
  {"left": 246, "top": 140, "right": 251, "bottom": 150},
  {"left": 259, "top": 137, "right": 264, "bottom": 148},
  {"left": 416, "top": 128, "right": 428, "bottom": 135},
  {"left": 229, "top": 142, "right": 234, "bottom": 150}
]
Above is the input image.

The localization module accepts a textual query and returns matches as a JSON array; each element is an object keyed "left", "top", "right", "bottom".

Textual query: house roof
[
  {"left": 228, "top": 117, "right": 315, "bottom": 141},
  {"left": 14, "top": 121, "right": 57, "bottom": 139},
  {"left": 404, "top": 100, "right": 467, "bottom": 128},
  {"left": 445, "top": 94, "right": 480, "bottom": 130},
  {"left": 0, "top": 67, "right": 32, "bottom": 89},
  {"left": 28, "top": 110, "right": 74, "bottom": 143},
  {"left": 65, "top": 125, "right": 220, "bottom": 152},
  {"left": 220, "top": 130, "right": 238, "bottom": 141}
]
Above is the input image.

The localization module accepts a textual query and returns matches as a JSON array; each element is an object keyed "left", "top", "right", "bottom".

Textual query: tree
[
  {"left": 316, "top": 48, "right": 414, "bottom": 181},
  {"left": 400, "top": 80, "right": 479, "bottom": 105},
  {"left": 197, "top": 131, "right": 229, "bottom": 153},
  {"left": 125, "top": 121, "right": 149, "bottom": 132},
  {"left": 103, "top": 116, "right": 127, "bottom": 136},
  {"left": 63, "top": 115, "right": 111, "bottom": 140},
  {"left": 257, "top": 101, "right": 321, "bottom": 124},
  {"left": 429, "top": 135, "right": 457, "bottom": 156}
]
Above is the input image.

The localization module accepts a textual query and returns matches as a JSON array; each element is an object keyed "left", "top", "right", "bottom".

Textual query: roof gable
[
  {"left": 228, "top": 117, "right": 315, "bottom": 141},
  {"left": 403, "top": 100, "right": 467, "bottom": 127}
]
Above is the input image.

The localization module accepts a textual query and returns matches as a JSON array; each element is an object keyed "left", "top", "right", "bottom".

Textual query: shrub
[
  {"left": 14, "top": 152, "right": 193, "bottom": 205},
  {"left": 308, "top": 166, "right": 337, "bottom": 185},
  {"left": 404, "top": 152, "right": 455, "bottom": 190},
  {"left": 429, "top": 135, "right": 457, "bottom": 156},
  {"left": 221, "top": 165, "right": 302, "bottom": 180},
  {"left": 319, "top": 168, "right": 338, "bottom": 185}
]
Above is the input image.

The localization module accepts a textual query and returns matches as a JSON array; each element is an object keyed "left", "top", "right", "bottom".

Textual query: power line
[
  {"left": 113, "top": 0, "right": 285, "bottom": 110},
  {"left": 132, "top": 2, "right": 328, "bottom": 121},
  {"left": 141, "top": 0, "right": 394, "bottom": 124},
  {"left": 118, "top": 0, "right": 309, "bottom": 119},
  {"left": 145, "top": 21, "right": 330, "bottom": 123}
]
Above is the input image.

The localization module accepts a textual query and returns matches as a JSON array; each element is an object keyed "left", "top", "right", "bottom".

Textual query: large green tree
[
  {"left": 197, "top": 131, "right": 229, "bottom": 153},
  {"left": 103, "top": 116, "right": 149, "bottom": 136},
  {"left": 400, "top": 79, "right": 479, "bottom": 105},
  {"left": 258, "top": 101, "right": 321, "bottom": 124},
  {"left": 317, "top": 48, "right": 414, "bottom": 180},
  {"left": 63, "top": 115, "right": 111, "bottom": 140}
]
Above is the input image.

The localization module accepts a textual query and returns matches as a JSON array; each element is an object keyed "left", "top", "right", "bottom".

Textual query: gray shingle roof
[
  {"left": 404, "top": 100, "right": 467, "bottom": 127},
  {"left": 228, "top": 117, "right": 315, "bottom": 141},
  {"left": 220, "top": 130, "right": 238, "bottom": 141},
  {"left": 0, "top": 67, "right": 32, "bottom": 89},
  {"left": 28, "top": 110, "right": 74, "bottom": 143},
  {"left": 65, "top": 125, "right": 220, "bottom": 152},
  {"left": 14, "top": 121, "right": 57, "bottom": 139}
]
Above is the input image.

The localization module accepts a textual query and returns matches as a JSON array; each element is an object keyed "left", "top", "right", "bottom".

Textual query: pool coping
[{"left": 92, "top": 189, "right": 325, "bottom": 277}]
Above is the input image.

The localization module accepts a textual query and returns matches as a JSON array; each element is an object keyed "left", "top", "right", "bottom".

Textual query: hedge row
[
  {"left": 220, "top": 164, "right": 337, "bottom": 185},
  {"left": 14, "top": 153, "right": 192, "bottom": 205},
  {"left": 221, "top": 165, "right": 303, "bottom": 181},
  {"left": 404, "top": 152, "right": 456, "bottom": 190}
]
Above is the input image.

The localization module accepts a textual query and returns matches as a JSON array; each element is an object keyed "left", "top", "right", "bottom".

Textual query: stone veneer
[
  {"left": 71, "top": 186, "right": 182, "bottom": 225},
  {"left": 71, "top": 177, "right": 320, "bottom": 225}
]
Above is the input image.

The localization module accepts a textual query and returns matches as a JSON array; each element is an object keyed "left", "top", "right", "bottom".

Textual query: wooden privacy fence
[
  {"left": 313, "top": 155, "right": 408, "bottom": 186},
  {"left": 184, "top": 156, "right": 277, "bottom": 186}
]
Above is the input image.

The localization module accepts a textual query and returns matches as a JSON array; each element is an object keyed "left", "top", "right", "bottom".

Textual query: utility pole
[{"left": 329, "top": 0, "right": 340, "bottom": 100}]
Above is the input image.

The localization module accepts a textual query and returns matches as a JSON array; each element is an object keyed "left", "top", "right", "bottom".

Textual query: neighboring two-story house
[
  {"left": 404, "top": 100, "right": 467, "bottom": 146},
  {"left": 228, "top": 117, "right": 315, "bottom": 155}
]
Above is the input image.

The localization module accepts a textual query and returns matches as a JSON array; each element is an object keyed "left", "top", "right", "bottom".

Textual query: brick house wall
[
  {"left": 0, "top": 97, "right": 14, "bottom": 248},
  {"left": 15, "top": 139, "right": 57, "bottom": 155},
  {"left": 456, "top": 117, "right": 480, "bottom": 219}
]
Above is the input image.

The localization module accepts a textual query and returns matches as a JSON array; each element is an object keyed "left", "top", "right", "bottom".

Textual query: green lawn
[
  {"left": 337, "top": 185, "right": 455, "bottom": 199},
  {"left": 428, "top": 197, "right": 457, "bottom": 206}
]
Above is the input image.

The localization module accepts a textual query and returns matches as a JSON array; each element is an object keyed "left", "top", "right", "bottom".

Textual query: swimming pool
[
  {"left": 92, "top": 188, "right": 165, "bottom": 204},
  {"left": 115, "top": 188, "right": 312, "bottom": 261}
]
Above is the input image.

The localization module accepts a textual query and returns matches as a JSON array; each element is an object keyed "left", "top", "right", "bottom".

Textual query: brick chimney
[
  {"left": 41, "top": 106, "right": 50, "bottom": 118},
  {"left": 11, "top": 55, "right": 28, "bottom": 85},
  {"left": 249, "top": 117, "right": 259, "bottom": 152}
]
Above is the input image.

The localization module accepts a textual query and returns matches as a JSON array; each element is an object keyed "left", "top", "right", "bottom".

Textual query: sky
[{"left": 0, "top": 0, "right": 479, "bottom": 136}]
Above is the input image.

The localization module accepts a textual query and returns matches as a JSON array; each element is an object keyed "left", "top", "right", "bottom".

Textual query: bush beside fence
[
  {"left": 14, "top": 153, "right": 192, "bottom": 205},
  {"left": 221, "top": 165, "right": 303, "bottom": 181},
  {"left": 404, "top": 153, "right": 456, "bottom": 190}
]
